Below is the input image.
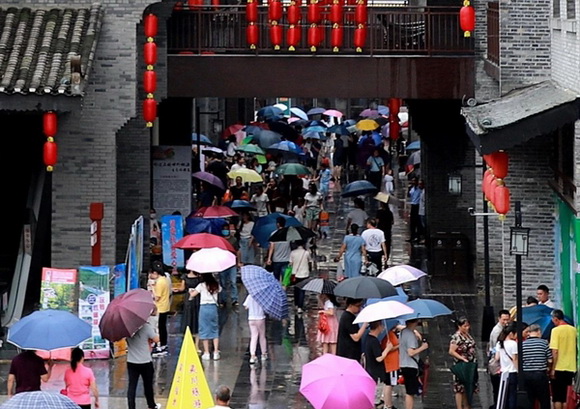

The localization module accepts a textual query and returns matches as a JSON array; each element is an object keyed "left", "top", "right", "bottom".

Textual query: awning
[{"left": 461, "top": 81, "right": 580, "bottom": 154}]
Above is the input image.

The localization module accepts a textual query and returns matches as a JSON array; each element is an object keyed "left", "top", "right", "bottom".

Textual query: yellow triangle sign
[{"left": 166, "top": 327, "right": 215, "bottom": 409}]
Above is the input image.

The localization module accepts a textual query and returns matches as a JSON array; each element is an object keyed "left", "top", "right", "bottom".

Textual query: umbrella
[
  {"left": 223, "top": 123, "right": 245, "bottom": 138},
  {"left": 407, "top": 150, "right": 421, "bottom": 167},
  {"left": 353, "top": 300, "right": 415, "bottom": 324},
  {"left": 0, "top": 391, "right": 81, "bottom": 409},
  {"left": 366, "top": 287, "right": 409, "bottom": 305},
  {"left": 295, "top": 278, "right": 337, "bottom": 294},
  {"left": 269, "top": 225, "right": 316, "bottom": 242},
  {"left": 186, "top": 247, "right": 236, "bottom": 273},
  {"left": 291, "top": 107, "right": 309, "bottom": 120},
  {"left": 275, "top": 163, "right": 311, "bottom": 176},
  {"left": 302, "top": 126, "right": 327, "bottom": 134},
  {"left": 450, "top": 361, "right": 478, "bottom": 406},
  {"left": 303, "top": 131, "right": 325, "bottom": 140},
  {"left": 323, "top": 109, "right": 343, "bottom": 118},
  {"left": 406, "top": 140, "right": 421, "bottom": 151},
  {"left": 327, "top": 123, "right": 351, "bottom": 135},
  {"left": 300, "top": 354, "right": 375, "bottom": 409},
  {"left": 192, "top": 171, "right": 225, "bottom": 190},
  {"left": 341, "top": 180, "right": 378, "bottom": 198},
  {"left": 251, "top": 213, "right": 302, "bottom": 248},
  {"left": 236, "top": 144, "right": 265, "bottom": 155},
  {"left": 257, "top": 106, "right": 284, "bottom": 121},
  {"left": 268, "top": 121, "right": 300, "bottom": 141},
  {"left": 378, "top": 265, "right": 427, "bottom": 286},
  {"left": 356, "top": 119, "right": 380, "bottom": 131},
  {"left": 399, "top": 298, "right": 453, "bottom": 320},
  {"left": 202, "top": 146, "right": 223, "bottom": 156},
  {"left": 99, "top": 288, "right": 155, "bottom": 342},
  {"left": 521, "top": 304, "right": 574, "bottom": 340},
  {"left": 192, "top": 205, "right": 239, "bottom": 219},
  {"left": 223, "top": 199, "right": 257, "bottom": 212},
  {"left": 173, "top": 232, "right": 236, "bottom": 253},
  {"left": 333, "top": 276, "right": 398, "bottom": 299},
  {"left": 227, "top": 168, "right": 263, "bottom": 183},
  {"left": 256, "top": 130, "right": 283, "bottom": 148},
  {"left": 267, "top": 140, "right": 302, "bottom": 155},
  {"left": 377, "top": 105, "right": 390, "bottom": 115},
  {"left": 241, "top": 265, "right": 288, "bottom": 320},
  {"left": 360, "top": 108, "right": 380, "bottom": 118},
  {"left": 7, "top": 309, "right": 92, "bottom": 351},
  {"left": 307, "top": 107, "right": 326, "bottom": 116},
  {"left": 191, "top": 133, "right": 214, "bottom": 145}
]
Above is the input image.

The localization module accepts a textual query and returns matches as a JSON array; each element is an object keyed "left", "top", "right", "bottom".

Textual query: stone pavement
[{"left": 0, "top": 173, "right": 503, "bottom": 409}]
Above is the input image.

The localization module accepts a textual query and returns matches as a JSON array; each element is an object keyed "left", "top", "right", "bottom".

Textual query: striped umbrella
[{"left": 241, "top": 265, "right": 289, "bottom": 320}]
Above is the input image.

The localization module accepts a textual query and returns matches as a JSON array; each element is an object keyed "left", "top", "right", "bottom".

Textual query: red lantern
[
  {"left": 389, "top": 118, "right": 400, "bottom": 141},
  {"left": 246, "top": 1, "right": 258, "bottom": 22},
  {"left": 483, "top": 153, "right": 494, "bottom": 169},
  {"left": 459, "top": 1, "right": 475, "bottom": 37},
  {"left": 144, "top": 14, "right": 158, "bottom": 38},
  {"left": 144, "top": 42, "right": 157, "bottom": 66},
  {"left": 330, "top": 0, "right": 343, "bottom": 23},
  {"left": 494, "top": 185, "right": 510, "bottom": 215},
  {"left": 308, "top": 24, "right": 320, "bottom": 52},
  {"left": 143, "top": 98, "right": 157, "bottom": 127},
  {"left": 331, "top": 24, "right": 343, "bottom": 52},
  {"left": 43, "top": 140, "right": 57, "bottom": 171},
  {"left": 354, "top": 1, "right": 367, "bottom": 25},
  {"left": 269, "top": 0, "right": 283, "bottom": 22},
  {"left": 482, "top": 169, "right": 493, "bottom": 195},
  {"left": 388, "top": 98, "right": 401, "bottom": 115},
  {"left": 211, "top": 0, "right": 220, "bottom": 10},
  {"left": 354, "top": 24, "right": 366, "bottom": 52},
  {"left": 287, "top": 25, "right": 301, "bottom": 51},
  {"left": 246, "top": 23, "right": 259, "bottom": 49},
  {"left": 188, "top": 0, "right": 203, "bottom": 6},
  {"left": 287, "top": 3, "right": 302, "bottom": 25},
  {"left": 308, "top": 0, "right": 322, "bottom": 24},
  {"left": 490, "top": 151, "right": 508, "bottom": 179},
  {"left": 43, "top": 111, "right": 57, "bottom": 137},
  {"left": 486, "top": 175, "right": 496, "bottom": 203},
  {"left": 270, "top": 23, "right": 283, "bottom": 50},
  {"left": 143, "top": 70, "right": 157, "bottom": 94}
]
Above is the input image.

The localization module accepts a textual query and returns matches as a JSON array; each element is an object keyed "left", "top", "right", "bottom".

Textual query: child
[
  {"left": 291, "top": 197, "right": 306, "bottom": 225},
  {"left": 319, "top": 209, "right": 330, "bottom": 239},
  {"left": 316, "top": 293, "right": 340, "bottom": 354},
  {"left": 317, "top": 160, "right": 332, "bottom": 200}
]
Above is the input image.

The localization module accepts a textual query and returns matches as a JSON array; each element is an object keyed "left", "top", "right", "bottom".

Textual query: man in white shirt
[
  {"left": 208, "top": 384, "right": 232, "bottom": 409},
  {"left": 346, "top": 198, "right": 368, "bottom": 233},
  {"left": 289, "top": 242, "right": 312, "bottom": 314},
  {"left": 251, "top": 185, "right": 270, "bottom": 217},
  {"left": 536, "top": 285, "right": 555, "bottom": 308},
  {"left": 361, "top": 218, "right": 388, "bottom": 273}
]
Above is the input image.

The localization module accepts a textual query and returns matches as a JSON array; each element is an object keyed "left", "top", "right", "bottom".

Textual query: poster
[
  {"left": 152, "top": 145, "right": 192, "bottom": 218},
  {"left": 161, "top": 215, "right": 185, "bottom": 270},
  {"left": 78, "top": 266, "right": 110, "bottom": 360},
  {"left": 126, "top": 216, "right": 144, "bottom": 291},
  {"left": 113, "top": 263, "right": 127, "bottom": 298}
]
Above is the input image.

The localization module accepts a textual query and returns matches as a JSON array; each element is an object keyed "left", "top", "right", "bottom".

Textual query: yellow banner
[{"left": 166, "top": 327, "right": 214, "bottom": 409}]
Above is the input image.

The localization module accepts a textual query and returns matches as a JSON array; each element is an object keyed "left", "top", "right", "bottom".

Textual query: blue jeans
[
  {"left": 219, "top": 266, "right": 238, "bottom": 304},
  {"left": 272, "top": 261, "right": 289, "bottom": 281}
]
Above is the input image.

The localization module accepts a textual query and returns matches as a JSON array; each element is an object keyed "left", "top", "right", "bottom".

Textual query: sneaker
[
  {"left": 201, "top": 353, "right": 211, "bottom": 361},
  {"left": 160, "top": 345, "right": 169, "bottom": 352},
  {"left": 152, "top": 350, "right": 168, "bottom": 357},
  {"left": 249, "top": 356, "right": 257, "bottom": 364},
  {"left": 261, "top": 354, "right": 268, "bottom": 362},
  {"left": 213, "top": 351, "right": 221, "bottom": 360},
  {"left": 155, "top": 404, "right": 162, "bottom": 409},
  {"left": 232, "top": 301, "right": 239, "bottom": 307},
  {"left": 297, "top": 307, "right": 303, "bottom": 314}
]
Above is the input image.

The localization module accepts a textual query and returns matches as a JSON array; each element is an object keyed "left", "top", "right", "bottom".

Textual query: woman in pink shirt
[{"left": 64, "top": 347, "right": 100, "bottom": 408}]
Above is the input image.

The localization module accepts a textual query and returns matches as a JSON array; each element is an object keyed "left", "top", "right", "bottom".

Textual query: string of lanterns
[
  {"left": 482, "top": 151, "right": 510, "bottom": 217},
  {"left": 143, "top": 13, "right": 158, "bottom": 127},
  {"left": 43, "top": 111, "right": 57, "bottom": 172}
]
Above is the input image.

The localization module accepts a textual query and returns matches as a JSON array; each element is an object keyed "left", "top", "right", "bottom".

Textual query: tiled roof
[{"left": 0, "top": 4, "right": 104, "bottom": 97}]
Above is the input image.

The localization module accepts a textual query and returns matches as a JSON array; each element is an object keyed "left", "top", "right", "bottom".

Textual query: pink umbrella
[
  {"left": 300, "top": 354, "right": 375, "bottom": 409},
  {"left": 360, "top": 108, "right": 380, "bottom": 118},
  {"left": 192, "top": 205, "right": 238, "bottom": 219},
  {"left": 186, "top": 247, "right": 236, "bottom": 273},
  {"left": 323, "top": 109, "right": 343, "bottom": 118}
]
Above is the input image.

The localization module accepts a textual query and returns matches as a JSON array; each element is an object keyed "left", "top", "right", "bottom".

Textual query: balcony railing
[
  {"left": 168, "top": 5, "right": 474, "bottom": 55},
  {"left": 486, "top": 2, "right": 499, "bottom": 65}
]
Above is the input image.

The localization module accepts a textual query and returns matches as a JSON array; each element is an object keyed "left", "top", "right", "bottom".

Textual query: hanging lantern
[
  {"left": 494, "top": 184, "right": 510, "bottom": 215},
  {"left": 246, "top": 23, "right": 259, "bottom": 49},
  {"left": 287, "top": 25, "right": 301, "bottom": 51},
  {"left": 483, "top": 153, "right": 494, "bottom": 169},
  {"left": 308, "top": 0, "right": 322, "bottom": 24},
  {"left": 330, "top": 0, "right": 343, "bottom": 23},
  {"left": 354, "top": 24, "right": 366, "bottom": 52},
  {"left": 43, "top": 111, "right": 57, "bottom": 137},
  {"left": 211, "top": 0, "right": 220, "bottom": 10},
  {"left": 354, "top": 0, "right": 367, "bottom": 25},
  {"left": 143, "top": 70, "right": 157, "bottom": 95},
  {"left": 287, "top": 1, "right": 302, "bottom": 25},
  {"left": 308, "top": 23, "right": 320, "bottom": 52},
  {"left": 459, "top": 0, "right": 475, "bottom": 37},
  {"left": 486, "top": 175, "right": 496, "bottom": 203},
  {"left": 144, "top": 14, "right": 158, "bottom": 39},
  {"left": 482, "top": 169, "right": 493, "bottom": 195},
  {"left": 490, "top": 151, "right": 508, "bottom": 179},
  {"left": 269, "top": 0, "right": 283, "bottom": 22},
  {"left": 331, "top": 24, "right": 344, "bottom": 52},
  {"left": 270, "top": 22, "right": 283, "bottom": 50},
  {"left": 188, "top": 0, "right": 203, "bottom": 6},
  {"left": 144, "top": 42, "right": 157, "bottom": 68},
  {"left": 143, "top": 98, "right": 157, "bottom": 127},
  {"left": 43, "top": 138, "right": 57, "bottom": 171},
  {"left": 246, "top": 0, "right": 258, "bottom": 22}
]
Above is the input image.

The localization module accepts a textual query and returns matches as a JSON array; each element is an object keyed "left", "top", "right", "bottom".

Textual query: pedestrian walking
[
  {"left": 63, "top": 347, "right": 100, "bottom": 409},
  {"left": 487, "top": 309, "right": 511, "bottom": 409},
  {"left": 334, "top": 224, "right": 367, "bottom": 280},
  {"left": 126, "top": 318, "right": 160, "bottom": 409},
  {"left": 521, "top": 324, "right": 552, "bottom": 409},
  {"left": 418, "top": 180, "right": 426, "bottom": 243},
  {"left": 549, "top": 309, "right": 577, "bottom": 409},
  {"left": 290, "top": 197, "right": 306, "bottom": 225},
  {"left": 174, "top": 269, "right": 202, "bottom": 352},
  {"left": 189, "top": 273, "right": 222, "bottom": 361},
  {"left": 219, "top": 223, "right": 242, "bottom": 307},
  {"left": 337, "top": 298, "right": 368, "bottom": 361},
  {"left": 317, "top": 293, "right": 340, "bottom": 355},
  {"left": 315, "top": 160, "right": 331, "bottom": 201},
  {"left": 208, "top": 384, "right": 233, "bottom": 409},
  {"left": 251, "top": 185, "right": 270, "bottom": 218},
  {"left": 361, "top": 218, "right": 388, "bottom": 274},
  {"left": 7, "top": 350, "right": 54, "bottom": 398},
  {"left": 243, "top": 293, "right": 268, "bottom": 365},
  {"left": 448, "top": 317, "right": 478, "bottom": 409},
  {"left": 266, "top": 217, "right": 291, "bottom": 281},
  {"left": 366, "top": 148, "right": 386, "bottom": 191},
  {"left": 407, "top": 177, "right": 422, "bottom": 243},
  {"left": 238, "top": 211, "right": 256, "bottom": 265},
  {"left": 495, "top": 323, "right": 518, "bottom": 409},
  {"left": 289, "top": 241, "right": 311, "bottom": 314},
  {"left": 304, "top": 182, "right": 323, "bottom": 233},
  {"left": 375, "top": 201, "right": 394, "bottom": 263},
  {"left": 399, "top": 319, "right": 429, "bottom": 409},
  {"left": 380, "top": 324, "right": 401, "bottom": 409},
  {"left": 364, "top": 321, "right": 393, "bottom": 408},
  {"left": 345, "top": 198, "right": 369, "bottom": 233},
  {"left": 149, "top": 264, "right": 170, "bottom": 357}
]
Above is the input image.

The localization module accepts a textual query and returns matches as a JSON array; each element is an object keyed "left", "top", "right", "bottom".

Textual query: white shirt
[
  {"left": 347, "top": 208, "right": 368, "bottom": 228},
  {"left": 383, "top": 174, "right": 394, "bottom": 194},
  {"left": 239, "top": 221, "right": 254, "bottom": 239},
  {"left": 243, "top": 294, "right": 265, "bottom": 320},
  {"left": 418, "top": 189, "right": 426, "bottom": 216},
  {"left": 361, "top": 228, "right": 386, "bottom": 252},
  {"left": 304, "top": 192, "right": 322, "bottom": 208},
  {"left": 251, "top": 193, "right": 269, "bottom": 216},
  {"left": 539, "top": 299, "right": 555, "bottom": 308},
  {"left": 227, "top": 141, "right": 237, "bottom": 157},
  {"left": 497, "top": 339, "right": 518, "bottom": 373},
  {"left": 289, "top": 247, "right": 311, "bottom": 279},
  {"left": 194, "top": 283, "right": 222, "bottom": 305}
]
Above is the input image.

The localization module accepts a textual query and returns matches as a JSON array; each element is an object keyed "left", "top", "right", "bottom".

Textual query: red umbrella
[
  {"left": 99, "top": 288, "right": 155, "bottom": 342},
  {"left": 222, "top": 123, "right": 245, "bottom": 138},
  {"left": 193, "top": 205, "right": 238, "bottom": 219},
  {"left": 173, "top": 232, "right": 236, "bottom": 253}
]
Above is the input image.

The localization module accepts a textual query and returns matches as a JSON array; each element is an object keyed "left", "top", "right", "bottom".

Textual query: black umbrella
[
  {"left": 333, "top": 276, "right": 397, "bottom": 298},
  {"left": 269, "top": 226, "right": 315, "bottom": 242},
  {"left": 341, "top": 180, "right": 378, "bottom": 198},
  {"left": 268, "top": 120, "right": 300, "bottom": 141},
  {"left": 192, "top": 171, "right": 225, "bottom": 191}
]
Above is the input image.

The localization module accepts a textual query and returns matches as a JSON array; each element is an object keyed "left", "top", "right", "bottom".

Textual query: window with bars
[
  {"left": 553, "top": 0, "right": 560, "bottom": 17},
  {"left": 566, "top": 0, "right": 575, "bottom": 19}
]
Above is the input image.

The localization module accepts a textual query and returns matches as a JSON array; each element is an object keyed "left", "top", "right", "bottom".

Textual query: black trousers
[
  {"left": 127, "top": 362, "right": 156, "bottom": 409},
  {"left": 409, "top": 204, "right": 421, "bottom": 241},
  {"left": 367, "top": 251, "right": 383, "bottom": 273},
  {"left": 490, "top": 373, "right": 501, "bottom": 407},
  {"left": 522, "top": 371, "right": 551, "bottom": 409},
  {"left": 158, "top": 312, "right": 168, "bottom": 347}
]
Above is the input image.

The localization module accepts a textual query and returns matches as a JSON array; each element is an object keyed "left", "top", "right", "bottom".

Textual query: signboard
[
  {"left": 152, "top": 145, "right": 192, "bottom": 218},
  {"left": 78, "top": 266, "right": 110, "bottom": 359},
  {"left": 112, "top": 263, "right": 128, "bottom": 358},
  {"left": 126, "top": 216, "right": 144, "bottom": 291},
  {"left": 161, "top": 215, "right": 185, "bottom": 270}
]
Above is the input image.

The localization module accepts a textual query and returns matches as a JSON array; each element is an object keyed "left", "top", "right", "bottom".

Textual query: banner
[
  {"left": 152, "top": 145, "right": 192, "bottom": 218},
  {"left": 113, "top": 263, "right": 127, "bottom": 298},
  {"left": 161, "top": 215, "right": 185, "bottom": 270},
  {"left": 78, "top": 266, "right": 110, "bottom": 359},
  {"left": 126, "top": 216, "right": 144, "bottom": 291}
]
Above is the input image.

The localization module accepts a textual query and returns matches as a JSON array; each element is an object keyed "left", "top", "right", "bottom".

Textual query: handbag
[
  {"left": 318, "top": 311, "right": 330, "bottom": 334},
  {"left": 487, "top": 349, "right": 501, "bottom": 375},
  {"left": 282, "top": 264, "right": 293, "bottom": 287}
]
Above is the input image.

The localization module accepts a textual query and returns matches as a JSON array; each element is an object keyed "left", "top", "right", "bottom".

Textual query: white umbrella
[
  {"left": 353, "top": 300, "right": 414, "bottom": 324},
  {"left": 378, "top": 265, "right": 427, "bottom": 286},
  {"left": 186, "top": 247, "right": 236, "bottom": 273},
  {"left": 290, "top": 107, "right": 308, "bottom": 120}
]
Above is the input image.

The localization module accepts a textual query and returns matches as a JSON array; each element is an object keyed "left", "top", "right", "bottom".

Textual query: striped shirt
[{"left": 522, "top": 337, "right": 552, "bottom": 372}]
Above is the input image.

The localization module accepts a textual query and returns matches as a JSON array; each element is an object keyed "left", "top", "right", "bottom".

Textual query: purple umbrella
[
  {"left": 192, "top": 171, "right": 225, "bottom": 190},
  {"left": 360, "top": 108, "right": 380, "bottom": 118}
]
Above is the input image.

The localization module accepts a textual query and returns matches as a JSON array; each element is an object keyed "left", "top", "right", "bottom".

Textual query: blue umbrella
[
  {"left": 377, "top": 105, "right": 390, "bottom": 116},
  {"left": 366, "top": 287, "right": 409, "bottom": 305},
  {"left": 7, "top": 309, "right": 91, "bottom": 351},
  {"left": 251, "top": 212, "right": 302, "bottom": 248},
  {"left": 290, "top": 107, "right": 308, "bottom": 120},
  {"left": 267, "top": 141, "right": 303, "bottom": 155},
  {"left": 406, "top": 141, "right": 421, "bottom": 151},
  {"left": 257, "top": 106, "right": 284, "bottom": 121},
  {"left": 256, "top": 130, "right": 283, "bottom": 148},
  {"left": 185, "top": 216, "right": 227, "bottom": 235},
  {"left": 327, "top": 123, "right": 351, "bottom": 135},
  {"left": 223, "top": 199, "right": 256, "bottom": 211},
  {"left": 398, "top": 298, "right": 453, "bottom": 320},
  {"left": 303, "top": 126, "right": 327, "bottom": 134},
  {"left": 191, "top": 133, "right": 214, "bottom": 145},
  {"left": 521, "top": 304, "right": 574, "bottom": 340},
  {"left": 0, "top": 391, "right": 81, "bottom": 409},
  {"left": 341, "top": 180, "right": 378, "bottom": 198},
  {"left": 302, "top": 131, "right": 325, "bottom": 140},
  {"left": 307, "top": 107, "right": 326, "bottom": 116},
  {"left": 241, "top": 265, "right": 289, "bottom": 320},
  {"left": 243, "top": 125, "right": 263, "bottom": 136}
]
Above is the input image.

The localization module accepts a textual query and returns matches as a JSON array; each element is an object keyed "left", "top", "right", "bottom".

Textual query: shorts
[
  {"left": 551, "top": 371, "right": 575, "bottom": 403},
  {"left": 401, "top": 367, "right": 421, "bottom": 396},
  {"left": 305, "top": 206, "right": 320, "bottom": 222}
]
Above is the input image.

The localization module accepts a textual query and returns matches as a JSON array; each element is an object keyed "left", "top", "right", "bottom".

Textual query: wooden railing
[
  {"left": 167, "top": 5, "right": 474, "bottom": 55},
  {"left": 486, "top": 2, "right": 499, "bottom": 65}
]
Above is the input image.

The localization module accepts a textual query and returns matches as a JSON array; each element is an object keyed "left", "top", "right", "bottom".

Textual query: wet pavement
[{"left": 0, "top": 172, "right": 502, "bottom": 409}]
